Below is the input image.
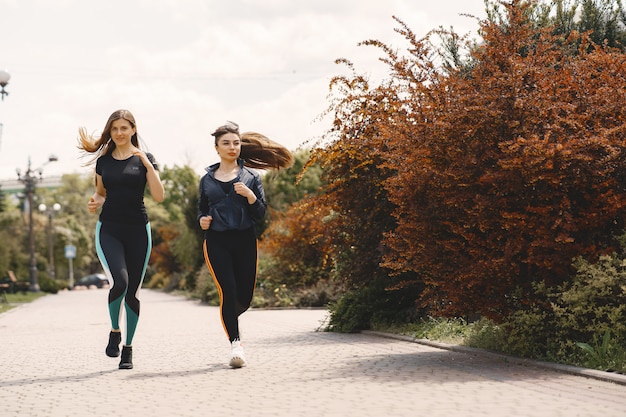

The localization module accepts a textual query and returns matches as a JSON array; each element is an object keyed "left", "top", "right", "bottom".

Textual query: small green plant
[
  {"left": 374, "top": 316, "right": 477, "bottom": 345},
  {"left": 462, "top": 318, "right": 505, "bottom": 352},
  {"left": 576, "top": 331, "right": 611, "bottom": 363},
  {"left": 416, "top": 317, "right": 470, "bottom": 344},
  {"left": 574, "top": 331, "right": 626, "bottom": 372}
]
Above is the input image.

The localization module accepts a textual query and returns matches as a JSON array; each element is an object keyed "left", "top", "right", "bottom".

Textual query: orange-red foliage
[
  {"left": 308, "top": 1, "right": 626, "bottom": 320},
  {"left": 260, "top": 198, "right": 334, "bottom": 286},
  {"left": 383, "top": 3, "right": 626, "bottom": 318},
  {"left": 150, "top": 225, "right": 180, "bottom": 275}
]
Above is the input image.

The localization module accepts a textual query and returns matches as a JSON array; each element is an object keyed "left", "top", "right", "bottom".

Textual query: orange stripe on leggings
[{"left": 202, "top": 240, "right": 228, "bottom": 339}]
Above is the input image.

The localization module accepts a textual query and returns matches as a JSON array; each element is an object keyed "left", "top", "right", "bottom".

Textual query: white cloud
[{"left": 0, "top": 0, "right": 487, "bottom": 180}]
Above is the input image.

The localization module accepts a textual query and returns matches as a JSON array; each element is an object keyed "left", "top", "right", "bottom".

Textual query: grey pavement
[{"left": 1, "top": 288, "right": 625, "bottom": 417}]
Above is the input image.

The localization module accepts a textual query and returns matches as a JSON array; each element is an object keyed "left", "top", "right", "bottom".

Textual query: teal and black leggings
[
  {"left": 203, "top": 227, "right": 257, "bottom": 342},
  {"left": 95, "top": 220, "right": 152, "bottom": 346}
]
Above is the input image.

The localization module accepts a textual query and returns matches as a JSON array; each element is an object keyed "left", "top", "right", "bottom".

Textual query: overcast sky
[{"left": 0, "top": 0, "right": 487, "bottom": 180}]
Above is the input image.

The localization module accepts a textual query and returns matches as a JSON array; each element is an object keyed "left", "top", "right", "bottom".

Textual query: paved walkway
[{"left": 1, "top": 289, "right": 625, "bottom": 417}]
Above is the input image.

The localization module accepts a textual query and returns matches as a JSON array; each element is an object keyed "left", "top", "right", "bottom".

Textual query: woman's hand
[
  {"left": 199, "top": 215, "right": 213, "bottom": 230},
  {"left": 234, "top": 182, "right": 257, "bottom": 204},
  {"left": 131, "top": 148, "right": 165, "bottom": 203},
  {"left": 88, "top": 193, "right": 105, "bottom": 214},
  {"left": 131, "top": 147, "right": 152, "bottom": 168}
]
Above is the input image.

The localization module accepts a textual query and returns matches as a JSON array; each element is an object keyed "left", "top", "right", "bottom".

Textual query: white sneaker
[{"left": 229, "top": 340, "right": 246, "bottom": 368}]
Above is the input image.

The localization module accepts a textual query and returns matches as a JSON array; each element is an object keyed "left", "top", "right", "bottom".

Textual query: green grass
[
  {"left": 0, "top": 292, "right": 47, "bottom": 314},
  {"left": 372, "top": 316, "right": 474, "bottom": 345},
  {"left": 372, "top": 316, "right": 626, "bottom": 373}
]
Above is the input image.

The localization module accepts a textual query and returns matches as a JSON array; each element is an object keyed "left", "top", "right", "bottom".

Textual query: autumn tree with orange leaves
[
  {"left": 260, "top": 70, "right": 425, "bottom": 323},
  {"left": 304, "top": 0, "right": 626, "bottom": 324}
]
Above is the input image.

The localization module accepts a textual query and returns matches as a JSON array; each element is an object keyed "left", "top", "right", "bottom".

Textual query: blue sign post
[
  {"left": 64, "top": 245, "right": 76, "bottom": 259},
  {"left": 65, "top": 245, "right": 76, "bottom": 288}
]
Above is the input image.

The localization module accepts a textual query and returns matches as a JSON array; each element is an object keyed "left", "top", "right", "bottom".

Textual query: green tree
[
  {"left": 0, "top": 184, "right": 6, "bottom": 213},
  {"left": 263, "top": 149, "right": 323, "bottom": 212},
  {"left": 146, "top": 165, "right": 203, "bottom": 290},
  {"left": 439, "top": 1, "right": 626, "bottom": 77},
  {"left": 32, "top": 173, "right": 99, "bottom": 286},
  {"left": 0, "top": 207, "right": 28, "bottom": 282},
  {"left": 571, "top": 0, "right": 626, "bottom": 49},
  {"left": 260, "top": 148, "right": 323, "bottom": 235},
  {"left": 502, "top": 0, "right": 626, "bottom": 50}
]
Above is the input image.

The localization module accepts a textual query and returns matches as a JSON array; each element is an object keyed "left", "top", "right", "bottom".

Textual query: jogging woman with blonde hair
[
  {"left": 78, "top": 109, "right": 164, "bottom": 370},
  {"left": 198, "top": 120, "right": 293, "bottom": 368}
]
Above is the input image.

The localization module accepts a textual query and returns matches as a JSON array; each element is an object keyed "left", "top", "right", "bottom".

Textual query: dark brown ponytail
[
  {"left": 211, "top": 121, "right": 294, "bottom": 170},
  {"left": 240, "top": 132, "right": 294, "bottom": 170}
]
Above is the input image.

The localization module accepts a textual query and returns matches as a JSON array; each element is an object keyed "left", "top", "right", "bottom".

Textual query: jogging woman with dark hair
[{"left": 198, "top": 120, "right": 293, "bottom": 368}]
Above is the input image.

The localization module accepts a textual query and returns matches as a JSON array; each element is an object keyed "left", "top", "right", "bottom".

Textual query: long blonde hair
[{"left": 211, "top": 121, "right": 294, "bottom": 170}]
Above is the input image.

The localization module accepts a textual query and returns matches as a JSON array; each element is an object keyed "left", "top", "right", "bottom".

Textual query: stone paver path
[{"left": 1, "top": 289, "right": 625, "bottom": 417}]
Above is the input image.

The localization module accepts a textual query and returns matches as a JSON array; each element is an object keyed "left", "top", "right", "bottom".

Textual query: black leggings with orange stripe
[{"left": 203, "top": 227, "right": 258, "bottom": 342}]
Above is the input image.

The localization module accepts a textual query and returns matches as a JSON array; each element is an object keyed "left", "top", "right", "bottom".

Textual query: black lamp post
[
  {"left": 38, "top": 202, "right": 61, "bottom": 279},
  {"left": 17, "top": 155, "right": 58, "bottom": 291},
  {"left": 0, "top": 69, "right": 9, "bottom": 101},
  {"left": 0, "top": 69, "right": 9, "bottom": 151}
]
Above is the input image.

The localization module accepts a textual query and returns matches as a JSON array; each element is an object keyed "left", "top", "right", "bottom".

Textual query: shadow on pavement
[
  {"left": 125, "top": 363, "right": 231, "bottom": 379},
  {"left": 0, "top": 369, "right": 119, "bottom": 388}
]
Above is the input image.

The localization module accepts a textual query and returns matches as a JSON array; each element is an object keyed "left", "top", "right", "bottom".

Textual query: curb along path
[
  {"left": 364, "top": 330, "right": 626, "bottom": 387},
  {"left": 1, "top": 289, "right": 625, "bottom": 417}
]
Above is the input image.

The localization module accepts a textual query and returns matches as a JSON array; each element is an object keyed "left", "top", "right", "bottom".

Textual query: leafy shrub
[
  {"left": 37, "top": 274, "right": 59, "bottom": 294},
  {"left": 576, "top": 331, "right": 626, "bottom": 373},
  {"left": 327, "top": 281, "right": 423, "bottom": 333},
  {"left": 254, "top": 278, "right": 340, "bottom": 308},
  {"left": 462, "top": 318, "right": 505, "bottom": 352},
  {"left": 554, "top": 255, "right": 626, "bottom": 343},
  {"left": 191, "top": 267, "right": 219, "bottom": 305},
  {"left": 293, "top": 278, "right": 340, "bottom": 307},
  {"left": 464, "top": 253, "right": 626, "bottom": 370},
  {"left": 253, "top": 282, "right": 295, "bottom": 308},
  {"left": 498, "top": 303, "right": 559, "bottom": 359},
  {"left": 411, "top": 317, "right": 472, "bottom": 344}
]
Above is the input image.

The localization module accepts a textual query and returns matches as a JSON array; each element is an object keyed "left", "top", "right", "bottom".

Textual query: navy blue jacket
[{"left": 197, "top": 159, "right": 266, "bottom": 233}]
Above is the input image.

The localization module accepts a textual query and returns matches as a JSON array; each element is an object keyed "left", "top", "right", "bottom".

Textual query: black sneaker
[
  {"left": 105, "top": 331, "right": 122, "bottom": 357},
  {"left": 119, "top": 346, "right": 133, "bottom": 369}
]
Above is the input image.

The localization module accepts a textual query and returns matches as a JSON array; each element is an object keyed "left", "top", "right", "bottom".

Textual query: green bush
[
  {"left": 326, "top": 288, "right": 371, "bottom": 333},
  {"left": 361, "top": 251, "right": 626, "bottom": 372},
  {"left": 191, "top": 267, "right": 219, "bottom": 305},
  {"left": 498, "top": 305, "right": 559, "bottom": 359},
  {"left": 410, "top": 317, "right": 472, "bottom": 344},
  {"left": 554, "top": 255, "right": 626, "bottom": 343},
  {"left": 327, "top": 281, "right": 423, "bottom": 333},
  {"left": 464, "top": 253, "right": 626, "bottom": 370},
  {"left": 254, "top": 282, "right": 296, "bottom": 308},
  {"left": 37, "top": 274, "right": 59, "bottom": 294},
  {"left": 293, "top": 278, "right": 340, "bottom": 307},
  {"left": 575, "top": 331, "right": 626, "bottom": 373},
  {"left": 257, "top": 251, "right": 330, "bottom": 289},
  {"left": 254, "top": 278, "right": 340, "bottom": 309},
  {"left": 462, "top": 318, "right": 505, "bottom": 352}
]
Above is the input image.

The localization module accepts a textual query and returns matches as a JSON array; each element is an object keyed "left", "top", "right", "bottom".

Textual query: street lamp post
[
  {"left": 38, "top": 202, "right": 61, "bottom": 279},
  {"left": 0, "top": 69, "right": 9, "bottom": 150},
  {"left": 17, "top": 155, "right": 58, "bottom": 291},
  {"left": 0, "top": 69, "right": 9, "bottom": 101}
]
